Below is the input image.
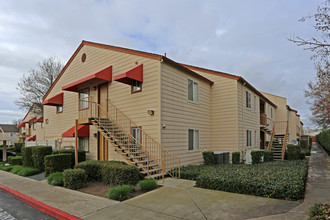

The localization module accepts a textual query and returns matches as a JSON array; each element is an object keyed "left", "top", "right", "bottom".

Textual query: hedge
[
  {"left": 202, "top": 151, "right": 215, "bottom": 165},
  {"left": 8, "top": 156, "right": 23, "bottom": 165},
  {"left": 316, "top": 129, "right": 330, "bottom": 156},
  {"left": 45, "top": 154, "right": 71, "bottom": 176},
  {"left": 232, "top": 152, "right": 240, "bottom": 164},
  {"left": 63, "top": 168, "right": 87, "bottom": 189},
  {"left": 14, "top": 143, "right": 24, "bottom": 153},
  {"left": 75, "top": 160, "right": 126, "bottom": 181},
  {"left": 193, "top": 160, "right": 308, "bottom": 200},
  {"left": 138, "top": 179, "right": 157, "bottom": 192},
  {"left": 251, "top": 151, "right": 263, "bottom": 164},
  {"left": 47, "top": 172, "right": 64, "bottom": 186},
  {"left": 53, "top": 149, "right": 86, "bottom": 168},
  {"left": 308, "top": 203, "right": 330, "bottom": 219},
  {"left": 107, "top": 185, "right": 135, "bottom": 201},
  {"left": 101, "top": 163, "right": 139, "bottom": 186},
  {"left": 180, "top": 165, "right": 214, "bottom": 180},
  {"left": 286, "top": 145, "right": 301, "bottom": 160},
  {"left": 263, "top": 151, "right": 274, "bottom": 162},
  {"left": 21, "top": 147, "right": 34, "bottom": 167},
  {"left": 31, "top": 146, "right": 53, "bottom": 171}
]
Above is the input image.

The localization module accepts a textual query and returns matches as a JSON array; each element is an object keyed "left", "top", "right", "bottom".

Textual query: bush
[
  {"left": 45, "top": 154, "right": 71, "bottom": 176},
  {"left": 17, "top": 167, "right": 40, "bottom": 176},
  {"left": 8, "top": 156, "right": 23, "bottom": 165},
  {"left": 32, "top": 146, "right": 52, "bottom": 171},
  {"left": 10, "top": 165, "right": 24, "bottom": 174},
  {"left": 180, "top": 165, "right": 211, "bottom": 180},
  {"left": 0, "top": 165, "right": 14, "bottom": 171},
  {"left": 286, "top": 145, "right": 301, "bottom": 160},
  {"left": 47, "top": 172, "right": 64, "bottom": 186},
  {"left": 14, "top": 143, "right": 24, "bottom": 153},
  {"left": 53, "top": 149, "right": 86, "bottom": 168},
  {"left": 202, "top": 151, "right": 214, "bottom": 165},
  {"left": 263, "top": 151, "right": 274, "bottom": 162},
  {"left": 251, "top": 151, "right": 264, "bottom": 164},
  {"left": 63, "top": 168, "right": 87, "bottom": 189},
  {"left": 316, "top": 129, "right": 330, "bottom": 156},
  {"left": 194, "top": 160, "right": 308, "bottom": 201},
  {"left": 138, "top": 179, "right": 157, "bottom": 192},
  {"left": 232, "top": 152, "right": 240, "bottom": 164},
  {"left": 21, "top": 147, "right": 34, "bottom": 167},
  {"left": 101, "top": 163, "right": 139, "bottom": 186},
  {"left": 308, "top": 203, "right": 330, "bottom": 219},
  {"left": 107, "top": 185, "right": 135, "bottom": 201}
]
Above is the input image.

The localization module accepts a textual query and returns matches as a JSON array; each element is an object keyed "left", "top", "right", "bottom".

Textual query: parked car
[{"left": 0, "top": 150, "right": 16, "bottom": 162}]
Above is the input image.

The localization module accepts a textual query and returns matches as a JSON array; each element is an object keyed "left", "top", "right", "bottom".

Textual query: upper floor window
[
  {"left": 254, "top": 96, "right": 256, "bottom": 112},
  {"left": 188, "top": 129, "right": 199, "bottom": 150},
  {"left": 33, "top": 123, "right": 36, "bottom": 130},
  {"left": 57, "top": 105, "right": 63, "bottom": 113},
  {"left": 131, "top": 80, "right": 142, "bottom": 93},
  {"left": 41, "top": 122, "right": 44, "bottom": 128},
  {"left": 247, "top": 130, "right": 252, "bottom": 147},
  {"left": 270, "top": 107, "right": 273, "bottom": 119},
  {"left": 246, "top": 91, "right": 251, "bottom": 108},
  {"left": 79, "top": 88, "right": 89, "bottom": 110},
  {"left": 188, "top": 79, "right": 199, "bottom": 102}
]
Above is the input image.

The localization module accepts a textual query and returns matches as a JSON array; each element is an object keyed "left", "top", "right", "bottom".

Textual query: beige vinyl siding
[
  {"left": 261, "top": 92, "right": 288, "bottom": 122},
  {"left": 289, "top": 111, "right": 298, "bottom": 143},
  {"left": 186, "top": 70, "right": 239, "bottom": 154},
  {"left": 44, "top": 45, "right": 161, "bottom": 160},
  {"left": 237, "top": 82, "right": 260, "bottom": 151},
  {"left": 160, "top": 62, "right": 212, "bottom": 166}
]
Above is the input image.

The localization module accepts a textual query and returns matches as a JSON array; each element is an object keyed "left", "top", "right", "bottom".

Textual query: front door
[
  {"left": 260, "top": 131, "right": 265, "bottom": 149},
  {"left": 97, "top": 83, "right": 109, "bottom": 161}
]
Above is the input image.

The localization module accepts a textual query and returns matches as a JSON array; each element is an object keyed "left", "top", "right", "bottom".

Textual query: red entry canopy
[
  {"left": 26, "top": 135, "right": 36, "bottom": 141},
  {"left": 62, "top": 66, "right": 112, "bottom": 92},
  {"left": 36, "top": 117, "right": 44, "bottom": 123},
  {"left": 28, "top": 117, "right": 37, "bottom": 123},
  {"left": 17, "top": 120, "right": 29, "bottom": 128},
  {"left": 114, "top": 64, "right": 143, "bottom": 85},
  {"left": 62, "top": 125, "right": 90, "bottom": 137},
  {"left": 42, "top": 93, "right": 63, "bottom": 106}
]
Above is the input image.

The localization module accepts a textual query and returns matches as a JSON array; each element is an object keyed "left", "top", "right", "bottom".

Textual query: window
[
  {"left": 131, "top": 127, "right": 141, "bottom": 146},
  {"left": 79, "top": 88, "right": 89, "bottom": 109},
  {"left": 254, "top": 96, "right": 256, "bottom": 112},
  {"left": 57, "top": 105, "right": 63, "bottom": 113},
  {"left": 246, "top": 91, "right": 251, "bottom": 108},
  {"left": 79, "top": 137, "right": 89, "bottom": 152},
  {"left": 270, "top": 107, "right": 273, "bottom": 119},
  {"left": 254, "top": 130, "right": 257, "bottom": 147},
  {"left": 188, "top": 79, "right": 199, "bottom": 102},
  {"left": 33, "top": 123, "right": 36, "bottom": 130},
  {"left": 188, "top": 129, "right": 199, "bottom": 150},
  {"left": 247, "top": 130, "right": 252, "bottom": 147},
  {"left": 131, "top": 80, "right": 142, "bottom": 93},
  {"left": 11, "top": 133, "right": 15, "bottom": 137},
  {"left": 41, "top": 122, "right": 44, "bottom": 128}
]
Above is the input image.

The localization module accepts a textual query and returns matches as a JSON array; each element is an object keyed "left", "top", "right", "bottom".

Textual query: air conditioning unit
[{"left": 214, "top": 151, "right": 229, "bottom": 165}]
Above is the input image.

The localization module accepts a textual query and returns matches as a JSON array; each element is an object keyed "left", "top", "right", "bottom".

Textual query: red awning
[
  {"left": 28, "top": 117, "right": 37, "bottom": 123},
  {"left": 62, "top": 125, "right": 90, "bottom": 137},
  {"left": 62, "top": 66, "right": 112, "bottom": 92},
  {"left": 17, "top": 120, "right": 29, "bottom": 128},
  {"left": 36, "top": 117, "right": 44, "bottom": 123},
  {"left": 114, "top": 64, "right": 143, "bottom": 85},
  {"left": 42, "top": 93, "right": 63, "bottom": 106},
  {"left": 26, "top": 135, "right": 36, "bottom": 141}
]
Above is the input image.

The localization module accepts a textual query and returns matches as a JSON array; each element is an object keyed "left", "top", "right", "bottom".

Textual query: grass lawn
[{"left": 180, "top": 160, "right": 308, "bottom": 201}]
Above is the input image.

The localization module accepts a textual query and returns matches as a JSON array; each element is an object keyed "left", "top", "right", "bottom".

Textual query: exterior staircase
[{"left": 267, "top": 121, "right": 289, "bottom": 160}]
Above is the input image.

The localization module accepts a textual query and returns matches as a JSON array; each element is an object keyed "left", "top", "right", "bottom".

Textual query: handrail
[
  {"left": 281, "top": 121, "right": 289, "bottom": 160},
  {"left": 267, "top": 125, "right": 275, "bottom": 150}
]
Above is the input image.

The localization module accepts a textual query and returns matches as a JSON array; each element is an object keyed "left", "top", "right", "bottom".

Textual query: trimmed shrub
[
  {"left": 138, "top": 179, "right": 157, "bottom": 192},
  {"left": 232, "top": 152, "right": 240, "bottom": 164},
  {"left": 8, "top": 156, "right": 23, "bottom": 165},
  {"left": 45, "top": 154, "right": 71, "bottom": 176},
  {"left": 101, "top": 163, "right": 139, "bottom": 186},
  {"left": 286, "top": 145, "right": 301, "bottom": 160},
  {"left": 308, "top": 203, "right": 330, "bottom": 219},
  {"left": 47, "top": 172, "right": 64, "bottom": 186},
  {"left": 10, "top": 165, "right": 24, "bottom": 174},
  {"left": 180, "top": 165, "right": 211, "bottom": 180},
  {"left": 17, "top": 167, "right": 40, "bottom": 176},
  {"left": 53, "top": 149, "right": 86, "bottom": 168},
  {"left": 194, "top": 160, "right": 308, "bottom": 200},
  {"left": 32, "top": 146, "right": 52, "bottom": 171},
  {"left": 21, "top": 147, "right": 34, "bottom": 167},
  {"left": 107, "top": 185, "right": 135, "bottom": 201},
  {"left": 0, "top": 165, "right": 14, "bottom": 171},
  {"left": 63, "top": 168, "right": 87, "bottom": 189},
  {"left": 263, "top": 151, "right": 274, "bottom": 162},
  {"left": 202, "top": 151, "right": 215, "bottom": 165},
  {"left": 14, "top": 143, "right": 24, "bottom": 153},
  {"left": 251, "top": 151, "right": 264, "bottom": 164},
  {"left": 316, "top": 129, "right": 330, "bottom": 156}
]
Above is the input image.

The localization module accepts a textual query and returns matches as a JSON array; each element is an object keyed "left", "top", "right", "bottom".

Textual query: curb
[{"left": 0, "top": 184, "right": 82, "bottom": 220}]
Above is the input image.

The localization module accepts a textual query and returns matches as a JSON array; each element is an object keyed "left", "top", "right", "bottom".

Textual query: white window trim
[
  {"left": 188, "top": 129, "right": 200, "bottom": 151},
  {"left": 188, "top": 79, "right": 199, "bottom": 103},
  {"left": 246, "top": 91, "right": 251, "bottom": 109},
  {"left": 255, "top": 130, "right": 257, "bottom": 147},
  {"left": 247, "top": 130, "right": 252, "bottom": 147},
  {"left": 254, "top": 96, "right": 256, "bottom": 112}
]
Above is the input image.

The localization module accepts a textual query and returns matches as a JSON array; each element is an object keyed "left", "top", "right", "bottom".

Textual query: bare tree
[
  {"left": 16, "top": 56, "right": 64, "bottom": 113},
  {"left": 289, "top": 0, "right": 330, "bottom": 128},
  {"left": 12, "top": 119, "right": 22, "bottom": 125}
]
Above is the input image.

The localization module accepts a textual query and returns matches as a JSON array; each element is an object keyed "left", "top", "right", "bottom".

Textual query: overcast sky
[{"left": 0, "top": 0, "right": 322, "bottom": 128}]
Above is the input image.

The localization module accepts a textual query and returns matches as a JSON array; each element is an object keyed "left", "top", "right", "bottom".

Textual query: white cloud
[{"left": 215, "top": 29, "right": 228, "bottom": 37}]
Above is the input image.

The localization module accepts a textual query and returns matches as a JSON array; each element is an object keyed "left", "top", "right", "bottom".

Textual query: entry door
[
  {"left": 98, "top": 83, "right": 108, "bottom": 118},
  {"left": 260, "top": 131, "right": 265, "bottom": 149},
  {"left": 98, "top": 132, "right": 108, "bottom": 161}
]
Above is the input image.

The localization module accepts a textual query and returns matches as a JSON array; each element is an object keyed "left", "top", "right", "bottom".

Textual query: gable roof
[
  {"left": 0, "top": 124, "right": 19, "bottom": 133},
  {"left": 182, "top": 64, "right": 277, "bottom": 108},
  {"left": 43, "top": 41, "right": 214, "bottom": 101},
  {"left": 21, "top": 103, "right": 43, "bottom": 121}
]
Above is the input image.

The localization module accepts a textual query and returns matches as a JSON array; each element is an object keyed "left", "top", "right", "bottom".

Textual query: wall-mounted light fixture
[
  {"left": 93, "top": 86, "right": 97, "bottom": 91},
  {"left": 93, "top": 133, "right": 98, "bottom": 138},
  {"left": 162, "top": 124, "right": 166, "bottom": 129},
  {"left": 147, "top": 110, "right": 155, "bottom": 116}
]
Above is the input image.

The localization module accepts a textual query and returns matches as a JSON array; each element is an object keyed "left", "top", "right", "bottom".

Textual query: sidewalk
[{"left": 0, "top": 141, "right": 328, "bottom": 220}]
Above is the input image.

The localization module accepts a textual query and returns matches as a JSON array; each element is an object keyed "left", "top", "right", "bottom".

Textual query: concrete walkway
[{"left": 0, "top": 141, "right": 329, "bottom": 220}]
